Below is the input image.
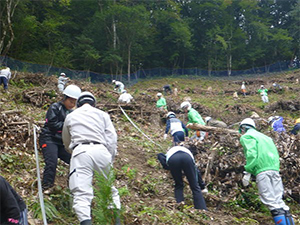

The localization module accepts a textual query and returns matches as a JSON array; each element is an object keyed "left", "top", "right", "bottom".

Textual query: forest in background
[{"left": 0, "top": 0, "right": 299, "bottom": 78}]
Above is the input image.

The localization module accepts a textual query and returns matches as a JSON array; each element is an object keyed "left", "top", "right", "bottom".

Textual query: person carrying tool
[
  {"left": 241, "top": 81, "right": 246, "bottom": 97},
  {"left": 204, "top": 117, "right": 227, "bottom": 128},
  {"left": 0, "top": 175, "right": 28, "bottom": 225},
  {"left": 290, "top": 118, "right": 300, "bottom": 135},
  {"left": 268, "top": 116, "right": 286, "bottom": 133},
  {"left": 39, "top": 85, "right": 81, "bottom": 193},
  {"left": 57, "top": 73, "right": 69, "bottom": 93},
  {"left": 62, "top": 91, "right": 121, "bottom": 225},
  {"left": 112, "top": 80, "right": 124, "bottom": 93},
  {"left": 257, "top": 85, "right": 269, "bottom": 103},
  {"left": 164, "top": 112, "right": 188, "bottom": 145},
  {"left": 157, "top": 145, "right": 207, "bottom": 210},
  {"left": 180, "top": 101, "right": 206, "bottom": 141},
  {"left": 156, "top": 93, "right": 167, "bottom": 111},
  {"left": 0, "top": 67, "right": 11, "bottom": 92},
  {"left": 239, "top": 118, "right": 294, "bottom": 225},
  {"left": 118, "top": 90, "right": 133, "bottom": 104}
]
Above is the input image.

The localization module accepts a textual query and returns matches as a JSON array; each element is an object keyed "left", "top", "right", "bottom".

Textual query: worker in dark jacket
[
  {"left": 39, "top": 85, "right": 81, "bottom": 192},
  {"left": 157, "top": 145, "right": 207, "bottom": 210},
  {"left": 164, "top": 112, "right": 188, "bottom": 145},
  {"left": 0, "top": 176, "right": 28, "bottom": 225}
]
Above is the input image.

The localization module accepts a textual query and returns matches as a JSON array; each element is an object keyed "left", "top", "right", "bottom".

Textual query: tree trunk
[
  {"left": 208, "top": 58, "right": 212, "bottom": 77},
  {"left": 127, "top": 42, "right": 131, "bottom": 83}
]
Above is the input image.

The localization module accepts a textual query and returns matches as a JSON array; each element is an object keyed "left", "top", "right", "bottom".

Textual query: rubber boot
[
  {"left": 80, "top": 219, "right": 92, "bottom": 225},
  {"left": 271, "top": 208, "right": 287, "bottom": 225},
  {"left": 285, "top": 210, "right": 295, "bottom": 225},
  {"left": 115, "top": 210, "right": 121, "bottom": 225}
]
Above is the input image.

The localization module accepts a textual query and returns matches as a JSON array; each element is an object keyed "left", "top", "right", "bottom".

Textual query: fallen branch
[
  {"left": 203, "top": 142, "right": 219, "bottom": 183},
  {"left": 1, "top": 109, "right": 22, "bottom": 114},
  {"left": 187, "top": 123, "right": 241, "bottom": 136}
]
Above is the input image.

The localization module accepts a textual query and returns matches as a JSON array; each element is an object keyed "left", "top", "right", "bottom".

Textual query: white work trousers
[
  {"left": 57, "top": 84, "right": 65, "bottom": 93},
  {"left": 69, "top": 144, "right": 121, "bottom": 222},
  {"left": 256, "top": 170, "right": 289, "bottom": 211},
  {"left": 261, "top": 95, "right": 269, "bottom": 103}
]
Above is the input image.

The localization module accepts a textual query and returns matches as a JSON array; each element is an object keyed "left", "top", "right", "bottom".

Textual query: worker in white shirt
[
  {"left": 0, "top": 67, "right": 11, "bottom": 92},
  {"left": 118, "top": 90, "right": 133, "bottom": 103},
  {"left": 112, "top": 80, "right": 124, "bottom": 93},
  {"left": 62, "top": 92, "right": 121, "bottom": 225},
  {"left": 57, "top": 73, "right": 69, "bottom": 92}
]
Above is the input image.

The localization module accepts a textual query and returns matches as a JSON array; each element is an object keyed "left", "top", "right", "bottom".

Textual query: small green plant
[
  {"left": 118, "top": 186, "right": 130, "bottom": 197},
  {"left": 31, "top": 197, "right": 60, "bottom": 222},
  {"left": 121, "top": 165, "right": 137, "bottom": 180},
  {"left": 147, "top": 157, "right": 158, "bottom": 168},
  {"left": 93, "top": 169, "right": 122, "bottom": 225}
]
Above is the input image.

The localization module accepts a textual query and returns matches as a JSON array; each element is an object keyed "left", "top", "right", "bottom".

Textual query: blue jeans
[{"left": 0, "top": 77, "right": 8, "bottom": 89}]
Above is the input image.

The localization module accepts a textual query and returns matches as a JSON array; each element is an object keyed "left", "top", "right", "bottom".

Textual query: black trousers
[
  {"left": 168, "top": 152, "right": 207, "bottom": 210},
  {"left": 41, "top": 142, "right": 71, "bottom": 189},
  {"left": 172, "top": 131, "right": 184, "bottom": 145}
]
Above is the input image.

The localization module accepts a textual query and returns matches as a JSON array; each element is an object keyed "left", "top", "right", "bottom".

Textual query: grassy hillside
[{"left": 0, "top": 70, "right": 299, "bottom": 225}]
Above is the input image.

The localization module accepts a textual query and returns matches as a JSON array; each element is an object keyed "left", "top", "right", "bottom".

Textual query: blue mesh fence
[{"left": 1, "top": 55, "right": 298, "bottom": 86}]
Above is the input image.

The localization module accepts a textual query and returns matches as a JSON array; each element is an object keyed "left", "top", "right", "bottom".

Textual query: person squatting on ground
[
  {"left": 57, "top": 73, "right": 69, "bottom": 93},
  {"left": 112, "top": 80, "right": 124, "bottom": 93},
  {"left": 239, "top": 118, "right": 294, "bottom": 225},
  {"left": 156, "top": 93, "right": 167, "bottom": 111},
  {"left": 164, "top": 112, "right": 188, "bottom": 145},
  {"left": 0, "top": 67, "right": 11, "bottom": 92},
  {"left": 157, "top": 145, "right": 207, "bottom": 210},
  {"left": 204, "top": 117, "right": 227, "bottom": 128},
  {"left": 268, "top": 116, "right": 286, "bottom": 133},
  {"left": 0, "top": 176, "right": 28, "bottom": 225},
  {"left": 290, "top": 118, "right": 300, "bottom": 135},
  {"left": 163, "top": 84, "right": 172, "bottom": 95},
  {"left": 118, "top": 90, "right": 133, "bottom": 104},
  {"left": 241, "top": 81, "right": 246, "bottom": 97},
  {"left": 257, "top": 85, "right": 269, "bottom": 103},
  {"left": 39, "top": 85, "right": 81, "bottom": 192},
  {"left": 62, "top": 91, "right": 121, "bottom": 225},
  {"left": 180, "top": 101, "right": 206, "bottom": 141}
]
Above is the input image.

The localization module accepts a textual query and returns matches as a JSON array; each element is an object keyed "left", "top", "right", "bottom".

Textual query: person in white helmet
[
  {"left": 267, "top": 116, "right": 286, "bottom": 133},
  {"left": 257, "top": 85, "right": 269, "bottom": 103},
  {"left": 118, "top": 90, "right": 133, "bottom": 104},
  {"left": 62, "top": 91, "right": 121, "bottom": 225},
  {"left": 239, "top": 118, "right": 294, "bottom": 225},
  {"left": 164, "top": 112, "right": 188, "bottom": 145},
  {"left": 241, "top": 81, "right": 246, "bottom": 97},
  {"left": 180, "top": 101, "right": 206, "bottom": 141},
  {"left": 156, "top": 93, "right": 167, "bottom": 111},
  {"left": 57, "top": 73, "right": 69, "bottom": 93},
  {"left": 0, "top": 67, "right": 11, "bottom": 92},
  {"left": 204, "top": 117, "right": 227, "bottom": 128},
  {"left": 112, "top": 80, "right": 125, "bottom": 93},
  {"left": 39, "top": 85, "right": 81, "bottom": 193}
]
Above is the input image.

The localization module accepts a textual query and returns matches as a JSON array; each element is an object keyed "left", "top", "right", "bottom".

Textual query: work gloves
[
  {"left": 242, "top": 171, "right": 251, "bottom": 187},
  {"left": 163, "top": 134, "right": 168, "bottom": 140}
]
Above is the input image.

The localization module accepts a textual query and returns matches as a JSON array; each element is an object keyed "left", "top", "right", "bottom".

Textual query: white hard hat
[
  {"left": 242, "top": 81, "right": 245, "bottom": 84},
  {"left": 268, "top": 116, "right": 275, "bottom": 123},
  {"left": 6, "top": 67, "right": 10, "bottom": 71},
  {"left": 167, "top": 111, "right": 176, "bottom": 118},
  {"left": 122, "top": 90, "right": 127, "bottom": 93},
  {"left": 63, "top": 85, "right": 81, "bottom": 99},
  {"left": 205, "top": 117, "right": 212, "bottom": 123},
  {"left": 60, "top": 72, "right": 66, "bottom": 76},
  {"left": 240, "top": 118, "right": 256, "bottom": 129},
  {"left": 112, "top": 80, "right": 116, "bottom": 83},
  {"left": 77, "top": 91, "right": 96, "bottom": 107},
  {"left": 180, "top": 101, "right": 191, "bottom": 110},
  {"left": 157, "top": 93, "right": 162, "bottom": 97},
  {"left": 261, "top": 85, "right": 264, "bottom": 88}
]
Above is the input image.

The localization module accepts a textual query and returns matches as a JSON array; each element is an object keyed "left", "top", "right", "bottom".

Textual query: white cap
[
  {"left": 268, "top": 116, "right": 275, "bottom": 123},
  {"left": 112, "top": 80, "right": 116, "bottom": 83},
  {"left": 180, "top": 101, "right": 191, "bottom": 110},
  {"left": 60, "top": 73, "right": 66, "bottom": 76},
  {"left": 157, "top": 93, "right": 162, "bottom": 97},
  {"left": 205, "top": 117, "right": 212, "bottom": 123},
  {"left": 240, "top": 118, "right": 256, "bottom": 128},
  {"left": 167, "top": 112, "right": 175, "bottom": 118},
  {"left": 63, "top": 85, "right": 81, "bottom": 99},
  {"left": 122, "top": 90, "right": 127, "bottom": 93},
  {"left": 77, "top": 91, "right": 96, "bottom": 107},
  {"left": 261, "top": 85, "right": 264, "bottom": 88}
]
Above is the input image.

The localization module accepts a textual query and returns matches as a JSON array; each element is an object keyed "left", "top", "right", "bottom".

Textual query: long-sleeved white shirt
[
  {"left": 58, "top": 76, "right": 68, "bottom": 85},
  {"left": 62, "top": 104, "right": 117, "bottom": 157},
  {"left": 0, "top": 68, "right": 11, "bottom": 80},
  {"left": 118, "top": 93, "right": 133, "bottom": 103}
]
